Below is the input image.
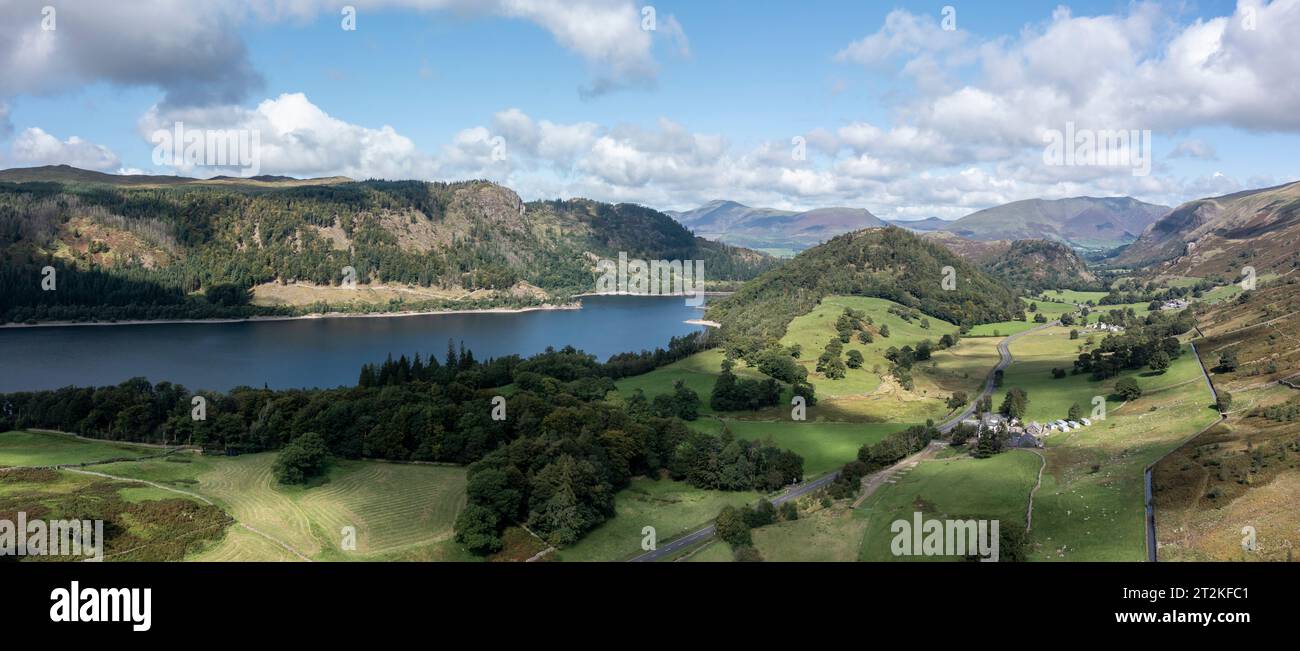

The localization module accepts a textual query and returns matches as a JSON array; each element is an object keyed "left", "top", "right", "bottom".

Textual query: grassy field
[
  {"left": 857, "top": 451, "right": 1042, "bottom": 561},
  {"left": 1032, "top": 290, "right": 1109, "bottom": 304},
  {"left": 773, "top": 296, "right": 1001, "bottom": 424},
  {"left": 1084, "top": 301, "right": 1153, "bottom": 323},
  {"left": 779, "top": 296, "right": 959, "bottom": 399},
  {"left": 753, "top": 504, "right": 870, "bottom": 561},
  {"left": 966, "top": 297, "right": 1078, "bottom": 337},
  {"left": 966, "top": 319, "right": 1039, "bottom": 337},
  {"left": 683, "top": 539, "right": 735, "bottom": 562},
  {"left": 1029, "top": 300, "right": 1077, "bottom": 318},
  {"left": 817, "top": 335, "right": 1001, "bottom": 424},
  {"left": 89, "top": 453, "right": 471, "bottom": 561},
  {"left": 0, "top": 430, "right": 163, "bottom": 468},
  {"left": 1000, "top": 328, "right": 1220, "bottom": 560},
  {"left": 847, "top": 323, "right": 1221, "bottom": 562},
  {"left": 612, "top": 348, "right": 772, "bottom": 416},
  {"left": 689, "top": 418, "right": 912, "bottom": 477},
  {"left": 556, "top": 478, "right": 759, "bottom": 561},
  {"left": 999, "top": 326, "right": 1207, "bottom": 425},
  {"left": 616, "top": 296, "right": 1000, "bottom": 427}
]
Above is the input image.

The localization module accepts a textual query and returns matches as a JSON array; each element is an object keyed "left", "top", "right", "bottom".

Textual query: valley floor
[{"left": 1, "top": 283, "right": 1259, "bottom": 563}]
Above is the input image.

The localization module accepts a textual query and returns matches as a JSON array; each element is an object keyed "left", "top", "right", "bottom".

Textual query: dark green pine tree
[{"left": 445, "top": 339, "right": 458, "bottom": 369}]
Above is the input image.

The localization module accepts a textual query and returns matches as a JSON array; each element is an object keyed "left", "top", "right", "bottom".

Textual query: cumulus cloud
[
  {"left": 839, "top": 2, "right": 1300, "bottom": 144},
  {"left": 799, "top": 1, "right": 1300, "bottom": 216},
  {"left": 251, "top": 0, "right": 673, "bottom": 95},
  {"left": 835, "top": 8, "right": 969, "bottom": 67},
  {"left": 11, "top": 127, "right": 120, "bottom": 170},
  {"left": 0, "top": 0, "right": 261, "bottom": 107},
  {"left": 9, "top": 2, "right": 1288, "bottom": 222},
  {"left": 0, "top": 0, "right": 678, "bottom": 108},
  {"left": 123, "top": 94, "right": 1231, "bottom": 220},
  {"left": 138, "top": 93, "right": 440, "bottom": 179}
]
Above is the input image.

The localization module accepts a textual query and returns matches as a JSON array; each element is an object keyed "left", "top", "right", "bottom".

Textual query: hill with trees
[
  {"left": 704, "top": 226, "right": 1023, "bottom": 356},
  {"left": 0, "top": 168, "right": 775, "bottom": 323},
  {"left": 923, "top": 233, "right": 1102, "bottom": 292},
  {"left": 983, "top": 239, "right": 1102, "bottom": 292}
]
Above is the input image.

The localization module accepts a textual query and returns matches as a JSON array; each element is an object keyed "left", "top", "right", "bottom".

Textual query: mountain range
[
  {"left": 671, "top": 196, "right": 1169, "bottom": 253},
  {"left": 666, "top": 200, "right": 885, "bottom": 253},
  {"left": 938, "top": 196, "right": 1170, "bottom": 250}
]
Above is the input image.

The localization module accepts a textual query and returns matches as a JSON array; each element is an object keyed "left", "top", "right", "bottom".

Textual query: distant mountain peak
[
  {"left": 667, "top": 200, "right": 884, "bottom": 253},
  {"left": 938, "top": 195, "right": 1169, "bottom": 250}
]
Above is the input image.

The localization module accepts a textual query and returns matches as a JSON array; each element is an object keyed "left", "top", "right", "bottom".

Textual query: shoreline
[
  {"left": 0, "top": 302, "right": 583, "bottom": 330},
  {"left": 571, "top": 290, "right": 733, "bottom": 298},
  {"left": 2, "top": 291, "right": 732, "bottom": 330}
]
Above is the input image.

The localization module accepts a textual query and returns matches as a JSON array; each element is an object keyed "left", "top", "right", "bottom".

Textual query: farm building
[{"left": 1007, "top": 432, "right": 1043, "bottom": 448}]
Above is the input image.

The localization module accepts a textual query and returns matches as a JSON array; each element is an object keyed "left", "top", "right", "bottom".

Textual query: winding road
[{"left": 629, "top": 321, "right": 1057, "bottom": 562}]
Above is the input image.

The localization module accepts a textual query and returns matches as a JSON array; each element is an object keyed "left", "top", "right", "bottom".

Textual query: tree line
[{"left": 0, "top": 330, "right": 804, "bottom": 554}]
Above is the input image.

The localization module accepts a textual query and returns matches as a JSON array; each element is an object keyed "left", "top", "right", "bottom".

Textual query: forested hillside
[
  {"left": 923, "top": 233, "right": 1104, "bottom": 292},
  {"left": 0, "top": 172, "right": 775, "bottom": 323},
  {"left": 705, "top": 226, "right": 1023, "bottom": 355},
  {"left": 984, "top": 239, "right": 1102, "bottom": 292}
]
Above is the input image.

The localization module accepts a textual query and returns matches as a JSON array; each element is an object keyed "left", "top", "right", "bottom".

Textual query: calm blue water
[{"left": 0, "top": 296, "right": 707, "bottom": 392}]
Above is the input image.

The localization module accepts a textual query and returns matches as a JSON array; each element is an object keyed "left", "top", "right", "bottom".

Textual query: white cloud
[
  {"left": 0, "top": 0, "right": 260, "bottom": 106},
  {"left": 122, "top": 96, "right": 1230, "bottom": 219},
  {"left": 1168, "top": 139, "right": 1218, "bottom": 160},
  {"left": 250, "top": 0, "right": 675, "bottom": 95},
  {"left": 835, "top": 9, "right": 969, "bottom": 67},
  {"left": 138, "top": 93, "right": 440, "bottom": 179},
  {"left": 839, "top": 2, "right": 1300, "bottom": 149},
  {"left": 0, "top": 0, "right": 679, "bottom": 108},
  {"left": 10, "top": 127, "right": 120, "bottom": 171}
]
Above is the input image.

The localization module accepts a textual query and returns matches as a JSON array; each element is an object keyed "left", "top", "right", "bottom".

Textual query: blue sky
[{"left": 2, "top": 0, "right": 1298, "bottom": 218}]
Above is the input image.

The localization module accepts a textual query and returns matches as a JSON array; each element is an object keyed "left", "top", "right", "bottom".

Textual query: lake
[{"left": 0, "top": 296, "right": 708, "bottom": 393}]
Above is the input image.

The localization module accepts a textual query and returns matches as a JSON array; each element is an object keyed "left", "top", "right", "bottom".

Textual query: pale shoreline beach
[
  {"left": 1, "top": 290, "right": 733, "bottom": 330},
  {"left": 0, "top": 302, "right": 583, "bottom": 329}
]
